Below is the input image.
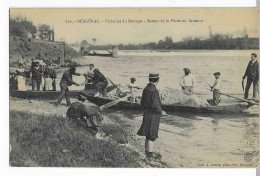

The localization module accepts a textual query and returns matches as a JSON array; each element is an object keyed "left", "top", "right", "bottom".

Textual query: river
[{"left": 59, "top": 50, "right": 259, "bottom": 167}]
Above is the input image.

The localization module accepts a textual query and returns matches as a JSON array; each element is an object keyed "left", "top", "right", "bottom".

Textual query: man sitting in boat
[
  {"left": 67, "top": 95, "right": 103, "bottom": 138},
  {"left": 56, "top": 66, "right": 81, "bottom": 106},
  {"left": 210, "top": 72, "right": 222, "bottom": 105},
  {"left": 137, "top": 73, "right": 167, "bottom": 161},
  {"left": 80, "top": 64, "right": 95, "bottom": 90},
  {"left": 126, "top": 77, "right": 142, "bottom": 102},
  {"left": 92, "top": 68, "right": 108, "bottom": 97},
  {"left": 180, "top": 68, "right": 195, "bottom": 95}
]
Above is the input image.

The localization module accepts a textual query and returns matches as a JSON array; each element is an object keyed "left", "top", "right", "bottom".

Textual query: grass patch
[
  {"left": 102, "top": 124, "right": 130, "bottom": 144},
  {"left": 10, "top": 110, "right": 141, "bottom": 167}
]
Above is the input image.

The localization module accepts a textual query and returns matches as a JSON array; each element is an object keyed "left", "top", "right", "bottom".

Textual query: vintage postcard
[{"left": 9, "top": 8, "right": 259, "bottom": 168}]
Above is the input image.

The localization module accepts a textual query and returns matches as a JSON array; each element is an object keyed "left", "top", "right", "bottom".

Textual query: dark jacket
[
  {"left": 141, "top": 83, "right": 162, "bottom": 114},
  {"left": 243, "top": 60, "right": 259, "bottom": 80},
  {"left": 10, "top": 77, "right": 18, "bottom": 90},
  {"left": 92, "top": 72, "right": 108, "bottom": 86},
  {"left": 137, "top": 83, "right": 163, "bottom": 139},
  {"left": 67, "top": 102, "right": 103, "bottom": 127},
  {"left": 44, "top": 69, "right": 57, "bottom": 79},
  {"left": 31, "top": 67, "right": 42, "bottom": 80},
  {"left": 60, "top": 70, "right": 78, "bottom": 89}
]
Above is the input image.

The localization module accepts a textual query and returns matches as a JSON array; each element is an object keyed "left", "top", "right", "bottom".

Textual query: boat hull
[
  {"left": 85, "top": 95, "right": 252, "bottom": 114},
  {"left": 10, "top": 85, "right": 116, "bottom": 100}
]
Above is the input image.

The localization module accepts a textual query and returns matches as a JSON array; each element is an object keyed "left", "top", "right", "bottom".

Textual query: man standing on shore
[
  {"left": 242, "top": 53, "right": 259, "bottom": 99},
  {"left": 56, "top": 66, "right": 80, "bottom": 106},
  {"left": 137, "top": 73, "right": 167, "bottom": 162},
  {"left": 31, "top": 61, "right": 42, "bottom": 91}
]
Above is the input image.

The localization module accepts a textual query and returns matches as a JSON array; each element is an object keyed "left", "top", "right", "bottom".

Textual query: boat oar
[
  {"left": 197, "top": 72, "right": 259, "bottom": 105},
  {"left": 242, "top": 79, "right": 245, "bottom": 93},
  {"left": 99, "top": 94, "right": 131, "bottom": 111},
  {"left": 106, "top": 77, "right": 121, "bottom": 91},
  {"left": 218, "top": 92, "right": 259, "bottom": 105}
]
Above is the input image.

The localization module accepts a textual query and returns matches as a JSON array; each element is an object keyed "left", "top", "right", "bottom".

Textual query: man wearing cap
[
  {"left": 31, "top": 61, "right": 43, "bottom": 91},
  {"left": 242, "top": 53, "right": 259, "bottom": 99},
  {"left": 57, "top": 66, "right": 80, "bottom": 106},
  {"left": 67, "top": 95, "right": 103, "bottom": 137},
  {"left": 211, "top": 72, "right": 222, "bottom": 105},
  {"left": 92, "top": 68, "right": 108, "bottom": 97},
  {"left": 80, "top": 64, "right": 95, "bottom": 90},
  {"left": 180, "top": 68, "right": 195, "bottom": 95},
  {"left": 137, "top": 73, "right": 167, "bottom": 161},
  {"left": 127, "top": 77, "right": 142, "bottom": 102}
]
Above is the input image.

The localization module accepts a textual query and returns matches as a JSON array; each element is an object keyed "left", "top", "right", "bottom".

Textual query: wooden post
[
  {"left": 60, "top": 43, "right": 65, "bottom": 66},
  {"left": 112, "top": 46, "right": 119, "bottom": 58}
]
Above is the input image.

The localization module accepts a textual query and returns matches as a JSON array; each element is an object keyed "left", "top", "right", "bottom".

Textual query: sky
[{"left": 10, "top": 8, "right": 259, "bottom": 45}]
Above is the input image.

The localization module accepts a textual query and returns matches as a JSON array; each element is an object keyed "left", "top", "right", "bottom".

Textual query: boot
[{"left": 145, "top": 151, "right": 154, "bottom": 161}]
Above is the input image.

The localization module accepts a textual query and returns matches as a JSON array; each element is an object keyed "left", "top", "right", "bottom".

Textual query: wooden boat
[
  {"left": 10, "top": 87, "right": 254, "bottom": 113},
  {"left": 84, "top": 51, "right": 113, "bottom": 57},
  {"left": 82, "top": 94, "right": 254, "bottom": 114},
  {"left": 10, "top": 85, "right": 116, "bottom": 100}
]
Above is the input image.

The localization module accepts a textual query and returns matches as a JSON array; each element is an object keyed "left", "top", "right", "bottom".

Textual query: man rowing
[
  {"left": 180, "top": 68, "right": 195, "bottom": 95},
  {"left": 56, "top": 66, "right": 81, "bottom": 106},
  {"left": 126, "top": 77, "right": 142, "bottom": 102},
  {"left": 242, "top": 53, "right": 259, "bottom": 99},
  {"left": 210, "top": 72, "right": 222, "bottom": 105},
  {"left": 92, "top": 68, "right": 108, "bottom": 97}
]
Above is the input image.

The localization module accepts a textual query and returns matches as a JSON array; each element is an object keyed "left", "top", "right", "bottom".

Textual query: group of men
[
  {"left": 56, "top": 64, "right": 108, "bottom": 106},
  {"left": 138, "top": 53, "right": 259, "bottom": 161},
  {"left": 179, "top": 53, "right": 259, "bottom": 105},
  {"left": 31, "top": 59, "right": 57, "bottom": 91}
]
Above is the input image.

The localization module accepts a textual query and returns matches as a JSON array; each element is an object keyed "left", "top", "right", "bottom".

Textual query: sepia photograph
[{"left": 9, "top": 8, "right": 259, "bottom": 168}]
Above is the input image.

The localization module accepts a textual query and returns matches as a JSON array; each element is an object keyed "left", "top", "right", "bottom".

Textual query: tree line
[
  {"left": 90, "top": 35, "right": 259, "bottom": 50},
  {"left": 10, "top": 15, "right": 53, "bottom": 41}
]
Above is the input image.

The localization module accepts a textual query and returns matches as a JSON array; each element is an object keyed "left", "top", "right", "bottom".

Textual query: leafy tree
[
  {"left": 9, "top": 16, "right": 37, "bottom": 38},
  {"left": 38, "top": 24, "right": 51, "bottom": 40}
]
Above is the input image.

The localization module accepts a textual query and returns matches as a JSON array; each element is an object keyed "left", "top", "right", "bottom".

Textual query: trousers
[
  {"left": 32, "top": 79, "right": 41, "bottom": 91},
  {"left": 244, "top": 77, "right": 259, "bottom": 99},
  {"left": 57, "top": 87, "right": 71, "bottom": 105}
]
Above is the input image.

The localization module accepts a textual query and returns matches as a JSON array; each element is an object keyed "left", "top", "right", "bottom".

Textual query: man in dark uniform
[
  {"left": 137, "top": 73, "right": 167, "bottom": 161},
  {"left": 44, "top": 64, "right": 57, "bottom": 91},
  {"left": 56, "top": 66, "right": 80, "bottom": 106},
  {"left": 92, "top": 68, "right": 108, "bottom": 97},
  {"left": 10, "top": 71, "right": 18, "bottom": 90},
  {"left": 242, "top": 53, "right": 259, "bottom": 99},
  {"left": 31, "top": 61, "right": 42, "bottom": 91},
  {"left": 67, "top": 95, "right": 103, "bottom": 136}
]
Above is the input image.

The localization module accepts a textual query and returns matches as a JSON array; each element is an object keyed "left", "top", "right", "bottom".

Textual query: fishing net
[{"left": 159, "top": 87, "right": 210, "bottom": 107}]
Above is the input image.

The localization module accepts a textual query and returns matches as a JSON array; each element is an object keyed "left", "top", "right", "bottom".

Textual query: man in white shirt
[
  {"left": 180, "top": 68, "right": 195, "bottom": 95},
  {"left": 211, "top": 72, "right": 222, "bottom": 105},
  {"left": 127, "top": 77, "right": 142, "bottom": 102}
]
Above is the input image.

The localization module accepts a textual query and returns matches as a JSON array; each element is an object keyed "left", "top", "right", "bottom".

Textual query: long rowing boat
[
  {"left": 82, "top": 93, "right": 254, "bottom": 114},
  {"left": 9, "top": 85, "right": 116, "bottom": 100},
  {"left": 10, "top": 87, "right": 254, "bottom": 113}
]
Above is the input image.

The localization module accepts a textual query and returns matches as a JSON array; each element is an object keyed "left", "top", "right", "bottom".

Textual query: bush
[{"left": 10, "top": 111, "right": 141, "bottom": 167}]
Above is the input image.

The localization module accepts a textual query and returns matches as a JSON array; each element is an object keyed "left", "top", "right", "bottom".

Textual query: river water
[{"left": 60, "top": 50, "right": 259, "bottom": 167}]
